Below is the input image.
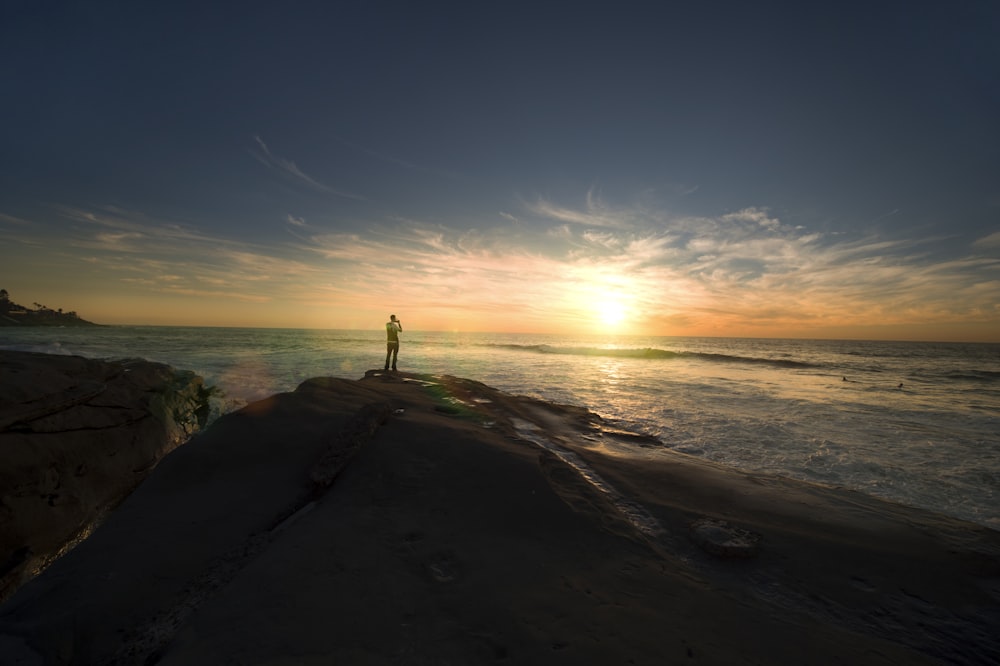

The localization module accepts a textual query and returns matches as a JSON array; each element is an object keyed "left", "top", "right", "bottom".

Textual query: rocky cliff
[{"left": 0, "top": 351, "right": 212, "bottom": 602}]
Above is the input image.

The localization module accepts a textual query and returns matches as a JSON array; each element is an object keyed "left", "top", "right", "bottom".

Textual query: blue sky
[{"left": 2, "top": 1, "right": 998, "bottom": 340}]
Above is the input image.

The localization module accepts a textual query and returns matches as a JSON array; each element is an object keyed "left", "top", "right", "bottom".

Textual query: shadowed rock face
[
  {"left": 1, "top": 369, "right": 998, "bottom": 665},
  {"left": 0, "top": 351, "right": 211, "bottom": 602}
]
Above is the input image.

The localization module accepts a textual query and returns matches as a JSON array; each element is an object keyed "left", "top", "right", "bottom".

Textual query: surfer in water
[{"left": 385, "top": 314, "right": 402, "bottom": 371}]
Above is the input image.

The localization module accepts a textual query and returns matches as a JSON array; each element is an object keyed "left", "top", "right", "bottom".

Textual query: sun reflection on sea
[{"left": 597, "top": 359, "right": 624, "bottom": 389}]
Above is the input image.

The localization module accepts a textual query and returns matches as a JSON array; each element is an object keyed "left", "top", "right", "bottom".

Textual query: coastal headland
[
  {"left": 0, "top": 291, "right": 97, "bottom": 328},
  {"left": 0, "top": 359, "right": 998, "bottom": 664}
]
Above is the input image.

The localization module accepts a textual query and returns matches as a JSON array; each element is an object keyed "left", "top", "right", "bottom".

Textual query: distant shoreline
[
  {"left": 0, "top": 292, "right": 99, "bottom": 327},
  {"left": 0, "top": 317, "right": 100, "bottom": 327}
]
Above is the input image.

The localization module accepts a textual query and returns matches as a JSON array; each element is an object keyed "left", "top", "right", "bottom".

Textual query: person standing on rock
[{"left": 384, "top": 314, "right": 402, "bottom": 371}]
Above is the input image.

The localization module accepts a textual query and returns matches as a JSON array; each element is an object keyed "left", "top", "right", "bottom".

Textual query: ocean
[{"left": 2, "top": 326, "right": 998, "bottom": 530}]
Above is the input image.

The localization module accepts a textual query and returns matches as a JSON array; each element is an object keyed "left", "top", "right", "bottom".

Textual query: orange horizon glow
[
  {"left": 3, "top": 201, "right": 998, "bottom": 344},
  {"left": 33, "top": 303, "right": 998, "bottom": 344}
]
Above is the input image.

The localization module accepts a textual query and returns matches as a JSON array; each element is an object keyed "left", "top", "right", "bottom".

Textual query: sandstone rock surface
[{"left": 0, "top": 351, "right": 211, "bottom": 601}]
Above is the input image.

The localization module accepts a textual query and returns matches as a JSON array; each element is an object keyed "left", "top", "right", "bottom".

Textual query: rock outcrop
[
  {"left": 0, "top": 351, "right": 212, "bottom": 602},
  {"left": 1, "top": 370, "right": 998, "bottom": 665}
]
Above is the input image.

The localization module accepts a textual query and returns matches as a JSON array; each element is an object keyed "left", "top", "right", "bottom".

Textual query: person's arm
[{"left": 397, "top": 320, "right": 402, "bottom": 331}]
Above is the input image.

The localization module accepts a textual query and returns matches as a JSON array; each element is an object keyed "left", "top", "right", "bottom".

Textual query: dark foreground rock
[
  {"left": 0, "top": 351, "right": 212, "bottom": 602},
  {"left": 0, "top": 370, "right": 998, "bottom": 665}
]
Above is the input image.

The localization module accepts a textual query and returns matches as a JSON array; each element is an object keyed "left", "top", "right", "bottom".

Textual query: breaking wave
[{"left": 484, "top": 343, "right": 819, "bottom": 369}]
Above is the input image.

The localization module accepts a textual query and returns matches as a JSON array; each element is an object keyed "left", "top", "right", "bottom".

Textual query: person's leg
[
  {"left": 391, "top": 342, "right": 399, "bottom": 370},
  {"left": 385, "top": 343, "right": 392, "bottom": 370}
]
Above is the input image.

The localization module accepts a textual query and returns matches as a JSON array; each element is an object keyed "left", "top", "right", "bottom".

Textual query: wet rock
[
  {"left": 0, "top": 351, "right": 211, "bottom": 601},
  {"left": 689, "top": 518, "right": 761, "bottom": 558}
]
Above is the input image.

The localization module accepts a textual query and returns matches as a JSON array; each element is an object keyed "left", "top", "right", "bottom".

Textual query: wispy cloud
[
  {"left": 973, "top": 230, "right": 1000, "bottom": 249},
  {"left": 526, "top": 189, "right": 642, "bottom": 229},
  {"left": 283, "top": 198, "right": 1000, "bottom": 336},
  {"left": 42, "top": 206, "right": 331, "bottom": 310},
  {"left": 6, "top": 198, "right": 999, "bottom": 338},
  {"left": 55, "top": 206, "right": 225, "bottom": 252},
  {"left": 721, "top": 207, "right": 782, "bottom": 231},
  {"left": 871, "top": 208, "right": 901, "bottom": 224},
  {"left": 251, "top": 136, "right": 364, "bottom": 200},
  {"left": 0, "top": 211, "right": 34, "bottom": 226}
]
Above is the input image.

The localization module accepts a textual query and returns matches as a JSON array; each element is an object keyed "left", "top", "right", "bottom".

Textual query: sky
[{"left": 1, "top": 0, "right": 998, "bottom": 341}]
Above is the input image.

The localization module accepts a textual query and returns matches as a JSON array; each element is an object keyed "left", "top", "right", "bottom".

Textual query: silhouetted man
[{"left": 385, "top": 314, "right": 402, "bottom": 371}]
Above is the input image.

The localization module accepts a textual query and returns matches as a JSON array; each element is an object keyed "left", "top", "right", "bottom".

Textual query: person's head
[{"left": 390, "top": 314, "right": 397, "bottom": 321}]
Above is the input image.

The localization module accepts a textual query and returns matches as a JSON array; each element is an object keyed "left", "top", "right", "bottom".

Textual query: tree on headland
[{"left": 0, "top": 289, "right": 97, "bottom": 327}]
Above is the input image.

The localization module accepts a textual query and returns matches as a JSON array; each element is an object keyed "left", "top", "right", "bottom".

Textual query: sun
[
  {"left": 573, "top": 280, "right": 636, "bottom": 332},
  {"left": 598, "top": 299, "right": 627, "bottom": 327}
]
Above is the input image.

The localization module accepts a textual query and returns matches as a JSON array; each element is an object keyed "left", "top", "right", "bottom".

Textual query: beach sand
[{"left": 1, "top": 370, "right": 998, "bottom": 664}]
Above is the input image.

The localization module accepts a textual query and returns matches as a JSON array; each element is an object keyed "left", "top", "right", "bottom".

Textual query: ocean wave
[
  {"left": 484, "top": 343, "right": 818, "bottom": 368},
  {"left": 941, "top": 370, "right": 1000, "bottom": 383}
]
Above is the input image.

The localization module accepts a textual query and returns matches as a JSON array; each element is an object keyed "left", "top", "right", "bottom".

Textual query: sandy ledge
[{"left": 1, "top": 369, "right": 998, "bottom": 665}]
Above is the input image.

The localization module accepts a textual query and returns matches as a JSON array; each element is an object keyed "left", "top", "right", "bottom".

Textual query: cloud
[
  {"left": 251, "top": 136, "right": 364, "bottom": 200},
  {"left": 870, "top": 208, "right": 901, "bottom": 223},
  {"left": 0, "top": 211, "right": 33, "bottom": 226},
  {"left": 581, "top": 230, "right": 621, "bottom": 249},
  {"left": 527, "top": 189, "right": 640, "bottom": 229},
  {"left": 721, "top": 207, "right": 782, "bottom": 231},
  {"left": 7, "top": 197, "right": 999, "bottom": 337},
  {"left": 973, "top": 230, "right": 1000, "bottom": 249},
  {"left": 35, "top": 206, "right": 332, "bottom": 310},
  {"left": 55, "top": 206, "right": 222, "bottom": 252},
  {"left": 350, "top": 198, "right": 999, "bottom": 334}
]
